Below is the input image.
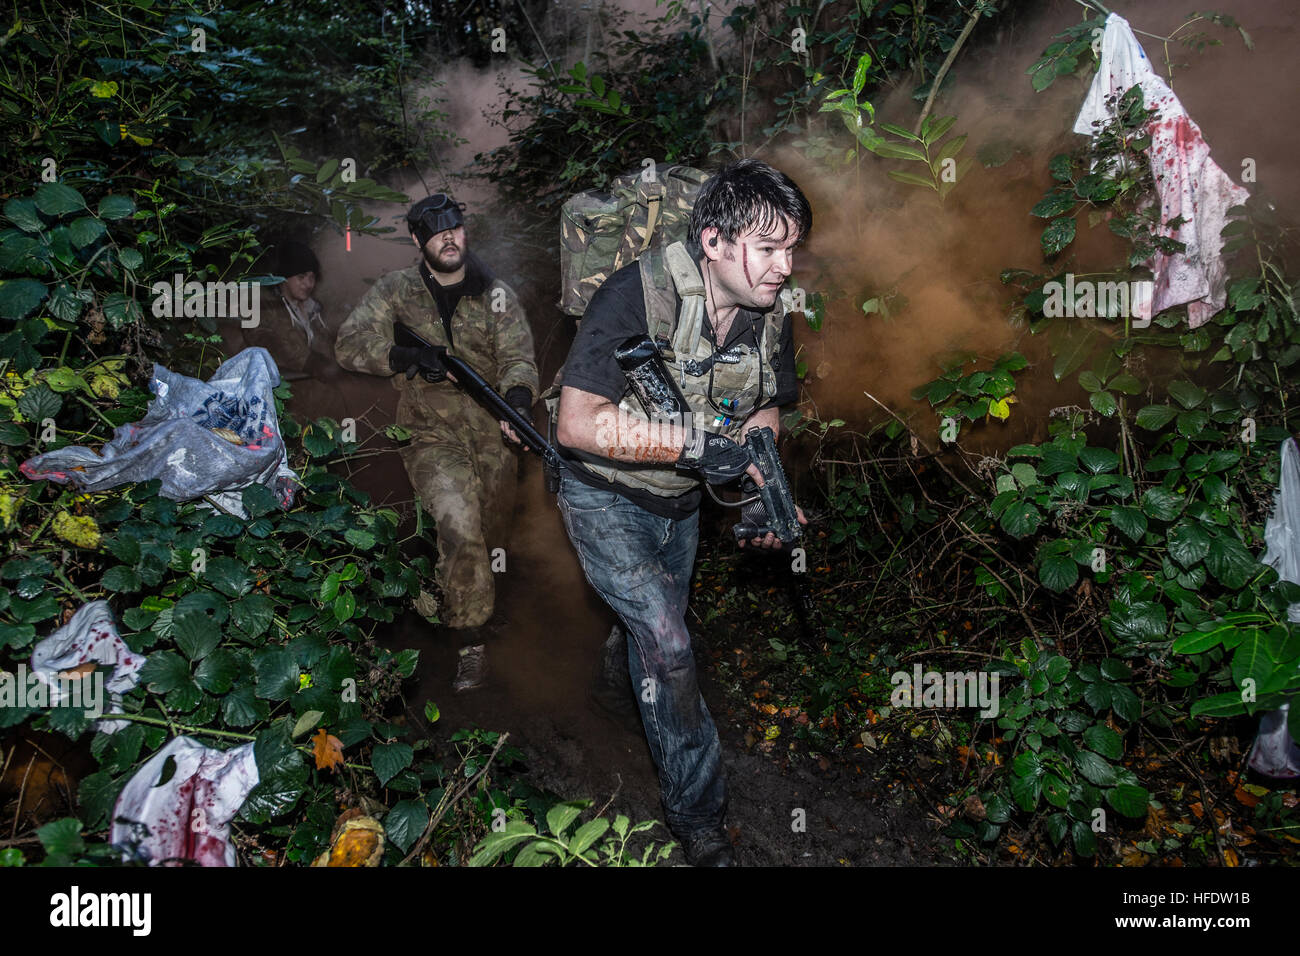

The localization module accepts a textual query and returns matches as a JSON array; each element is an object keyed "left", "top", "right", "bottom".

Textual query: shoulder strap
[{"left": 663, "top": 242, "right": 706, "bottom": 357}]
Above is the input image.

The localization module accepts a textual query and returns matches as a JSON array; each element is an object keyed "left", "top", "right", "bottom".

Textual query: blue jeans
[{"left": 557, "top": 473, "right": 726, "bottom": 835}]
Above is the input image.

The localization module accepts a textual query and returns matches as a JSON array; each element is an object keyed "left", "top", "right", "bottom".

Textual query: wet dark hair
[{"left": 686, "top": 159, "right": 812, "bottom": 259}]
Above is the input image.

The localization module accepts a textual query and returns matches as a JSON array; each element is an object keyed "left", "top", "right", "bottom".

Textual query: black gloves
[
  {"left": 388, "top": 344, "right": 446, "bottom": 383},
  {"left": 505, "top": 386, "right": 533, "bottom": 423},
  {"left": 678, "top": 430, "right": 750, "bottom": 485}
]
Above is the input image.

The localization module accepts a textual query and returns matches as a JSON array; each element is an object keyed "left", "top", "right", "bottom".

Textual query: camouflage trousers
[{"left": 398, "top": 404, "right": 517, "bottom": 630}]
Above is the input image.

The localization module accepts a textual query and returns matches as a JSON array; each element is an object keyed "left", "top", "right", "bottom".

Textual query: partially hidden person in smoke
[
  {"left": 334, "top": 195, "right": 539, "bottom": 692},
  {"left": 553, "top": 160, "right": 810, "bottom": 865},
  {"left": 242, "top": 239, "right": 337, "bottom": 383}
]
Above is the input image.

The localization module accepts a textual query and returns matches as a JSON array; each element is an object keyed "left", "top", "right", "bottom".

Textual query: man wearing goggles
[{"left": 335, "top": 194, "right": 539, "bottom": 692}]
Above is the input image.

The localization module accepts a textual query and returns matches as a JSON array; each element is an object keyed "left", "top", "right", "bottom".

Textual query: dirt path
[{"left": 382, "top": 461, "right": 948, "bottom": 866}]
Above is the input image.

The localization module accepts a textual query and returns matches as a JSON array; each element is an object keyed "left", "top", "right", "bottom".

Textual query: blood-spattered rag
[{"left": 1074, "top": 13, "right": 1249, "bottom": 328}]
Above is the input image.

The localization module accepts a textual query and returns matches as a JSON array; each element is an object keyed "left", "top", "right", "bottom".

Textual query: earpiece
[{"left": 709, "top": 237, "right": 718, "bottom": 247}]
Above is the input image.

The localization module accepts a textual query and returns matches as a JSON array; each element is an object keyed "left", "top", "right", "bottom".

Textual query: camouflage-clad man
[{"left": 335, "top": 195, "right": 539, "bottom": 691}]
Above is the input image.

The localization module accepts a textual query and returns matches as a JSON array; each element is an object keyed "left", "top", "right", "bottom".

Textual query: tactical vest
[{"left": 580, "top": 241, "right": 786, "bottom": 497}]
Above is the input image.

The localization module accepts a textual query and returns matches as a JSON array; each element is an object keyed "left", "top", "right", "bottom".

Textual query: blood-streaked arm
[{"left": 556, "top": 385, "right": 689, "bottom": 465}]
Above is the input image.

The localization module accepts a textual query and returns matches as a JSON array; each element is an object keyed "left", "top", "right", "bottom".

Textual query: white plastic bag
[{"left": 22, "top": 348, "right": 298, "bottom": 517}]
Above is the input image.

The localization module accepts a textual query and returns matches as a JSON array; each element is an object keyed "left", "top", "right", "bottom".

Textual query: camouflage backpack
[{"left": 559, "top": 163, "right": 710, "bottom": 317}]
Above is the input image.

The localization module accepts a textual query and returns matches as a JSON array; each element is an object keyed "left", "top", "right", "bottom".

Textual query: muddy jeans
[{"left": 557, "top": 473, "right": 726, "bottom": 836}]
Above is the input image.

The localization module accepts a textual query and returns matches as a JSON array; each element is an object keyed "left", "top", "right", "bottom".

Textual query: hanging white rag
[
  {"left": 1249, "top": 438, "right": 1300, "bottom": 778},
  {"left": 1074, "top": 13, "right": 1249, "bottom": 328}
]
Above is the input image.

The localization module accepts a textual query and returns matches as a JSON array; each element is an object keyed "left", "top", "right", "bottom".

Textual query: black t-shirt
[{"left": 559, "top": 261, "right": 797, "bottom": 519}]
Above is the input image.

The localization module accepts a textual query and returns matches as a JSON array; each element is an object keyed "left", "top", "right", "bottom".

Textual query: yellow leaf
[
  {"left": 90, "top": 80, "right": 118, "bottom": 99},
  {"left": 52, "top": 512, "right": 101, "bottom": 549},
  {"left": 988, "top": 398, "right": 1011, "bottom": 420}
]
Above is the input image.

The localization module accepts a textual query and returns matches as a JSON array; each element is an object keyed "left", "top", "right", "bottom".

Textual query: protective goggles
[{"left": 408, "top": 193, "right": 466, "bottom": 247}]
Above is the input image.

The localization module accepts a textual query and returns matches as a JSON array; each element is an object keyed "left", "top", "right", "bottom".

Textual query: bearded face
[{"left": 421, "top": 225, "right": 467, "bottom": 274}]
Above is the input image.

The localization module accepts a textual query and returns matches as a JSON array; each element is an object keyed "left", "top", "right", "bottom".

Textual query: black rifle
[
  {"left": 731, "top": 426, "right": 802, "bottom": 545},
  {"left": 393, "top": 322, "right": 563, "bottom": 488}
]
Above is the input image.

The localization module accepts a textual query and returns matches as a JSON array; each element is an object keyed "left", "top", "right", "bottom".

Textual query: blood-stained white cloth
[
  {"left": 30, "top": 600, "right": 144, "bottom": 733},
  {"left": 110, "top": 736, "right": 260, "bottom": 866},
  {"left": 1074, "top": 13, "right": 1249, "bottom": 328}
]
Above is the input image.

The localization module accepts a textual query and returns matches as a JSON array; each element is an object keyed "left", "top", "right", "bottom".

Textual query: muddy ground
[{"left": 370, "top": 448, "right": 948, "bottom": 867}]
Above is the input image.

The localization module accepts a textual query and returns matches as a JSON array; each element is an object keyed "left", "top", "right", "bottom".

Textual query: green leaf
[
  {"left": 202, "top": 556, "right": 252, "bottom": 598},
  {"left": 1031, "top": 192, "right": 1076, "bottom": 218},
  {"left": 384, "top": 799, "right": 428, "bottom": 853},
  {"left": 1000, "top": 501, "right": 1042, "bottom": 538},
  {"left": 569, "top": 817, "right": 610, "bottom": 857},
  {"left": 873, "top": 142, "right": 927, "bottom": 162},
  {"left": 1167, "top": 380, "right": 1206, "bottom": 409},
  {"left": 98, "top": 194, "right": 135, "bottom": 220},
  {"left": 1108, "top": 601, "right": 1166, "bottom": 643},
  {"left": 1010, "top": 769, "right": 1041, "bottom": 812},
  {"left": 36, "top": 818, "right": 84, "bottom": 863},
  {"left": 194, "top": 648, "right": 238, "bottom": 694},
  {"left": 222, "top": 684, "right": 268, "bottom": 727},
  {"left": 253, "top": 649, "right": 300, "bottom": 701},
  {"left": 1141, "top": 487, "right": 1184, "bottom": 522},
  {"left": 1040, "top": 216, "right": 1076, "bottom": 256},
  {"left": 1135, "top": 405, "right": 1177, "bottom": 430},
  {"left": 139, "top": 651, "right": 191, "bottom": 692},
  {"left": 1172, "top": 621, "right": 1244, "bottom": 655},
  {"left": 545, "top": 801, "right": 586, "bottom": 837},
  {"left": 0, "top": 422, "right": 28, "bottom": 445},
  {"left": 1110, "top": 506, "right": 1147, "bottom": 542},
  {"left": 34, "top": 183, "right": 86, "bottom": 216},
  {"left": 77, "top": 772, "right": 123, "bottom": 830},
  {"left": 173, "top": 612, "right": 221, "bottom": 661},
  {"left": 1051, "top": 333, "right": 1093, "bottom": 383},
  {"left": 241, "top": 484, "right": 278, "bottom": 518},
  {"left": 372, "top": 742, "right": 414, "bottom": 786},
  {"left": 0, "top": 279, "right": 49, "bottom": 320},
  {"left": 1176, "top": 410, "right": 1208, "bottom": 437},
  {"left": 887, "top": 169, "right": 938, "bottom": 190},
  {"left": 4, "top": 198, "right": 43, "bottom": 232},
  {"left": 1167, "top": 521, "right": 1211, "bottom": 567},
  {"left": 469, "top": 820, "right": 538, "bottom": 866},
  {"left": 1190, "top": 690, "right": 1248, "bottom": 718},
  {"left": 1039, "top": 554, "right": 1078, "bottom": 592},
  {"left": 231, "top": 594, "right": 274, "bottom": 638},
  {"left": 67, "top": 217, "right": 106, "bottom": 249},
  {"left": 1231, "top": 629, "right": 1274, "bottom": 692},
  {"left": 1089, "top": 390, "right": 1117, "bottom": 417},
  {"left": 292, "top": 709, "right": 324, "bottom": 739},
  {"left": 1106, "top": 784, "right": 1150, "bottom": 818},
  {"left": 1071, "top": 821, "right": 1097, "bottom": 857},
  {"left": 1078, "top": 447, "right": 1119, "bottom": 474},
  {"left": 1075, "top": 750, "right": 1117, "bottom": 786},
  {"left": 332, "top": 590, "right": 356, "bottom": 623},
  {"left": 1204, "top": 534, "right": 1259, "bottom": 589},
  {"left": 1083, "top": 724, "right": 1123, "bottom": 760}
]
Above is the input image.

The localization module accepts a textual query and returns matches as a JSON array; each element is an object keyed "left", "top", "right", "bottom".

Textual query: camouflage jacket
[{"left": 334, "top": 263, "right": 539, "bottom": 433}]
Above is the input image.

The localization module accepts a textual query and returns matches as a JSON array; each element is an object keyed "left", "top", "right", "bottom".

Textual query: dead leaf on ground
[{"left": 312, "top": 727, "right": 344, "bottom": 772}]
